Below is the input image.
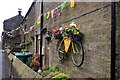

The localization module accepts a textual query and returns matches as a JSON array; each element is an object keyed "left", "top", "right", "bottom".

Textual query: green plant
[
  {"left": 20, "top": 41, "right": 32, "bottom": 47},
  {"left": 20, "top": 42, "right": 25, "bottom": 47},
  {"left": 21, "top": 49, "right": 29, "bottom": 52},
  {"left": 25, "top": 41, "right": 32, "bottom": 45},
  {"left": 52, "top": 73, "right": 70, "bottom": 80},
  {"left": 26, "top": 57, "right": 32, "bottom": 68},
  {"left": 38, "top": 64, "right": 59, "bottom": 77},
  {"left": 39, "top": 70, "right": 50, "bottom": 77},
  {"left": 48, "top": 64, "right": 59, "bottom": 72},
  {"left": 30, "top": 36, "right": 34, "bottom": 40},
  {"left": 30, "top": 53, "right": 40, "bottom": 71}
]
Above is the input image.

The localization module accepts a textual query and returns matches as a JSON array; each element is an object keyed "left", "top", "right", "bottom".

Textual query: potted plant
[{"left": 30, "top": 53, "right": 40, "bottom": 71}]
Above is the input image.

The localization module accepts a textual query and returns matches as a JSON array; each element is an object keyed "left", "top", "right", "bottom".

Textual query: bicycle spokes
[
  {"left": 71, "top": 41, "right": 84, "bottom": 67},
  {"left": 57, "top": 40, "right": 65, "bottom": 61}
]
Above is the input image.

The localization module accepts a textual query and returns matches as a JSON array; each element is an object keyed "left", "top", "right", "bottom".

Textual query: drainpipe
[
  {"left": 111, "top": 2, "right": 116, "bottom": 80},
  {"left": 39, "top": 0, "right": 43, "bottom": 72}
]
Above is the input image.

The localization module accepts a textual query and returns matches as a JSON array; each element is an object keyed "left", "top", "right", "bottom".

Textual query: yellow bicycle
[{"left": 56, "top": 36, "right": 84, "bottom": 67}]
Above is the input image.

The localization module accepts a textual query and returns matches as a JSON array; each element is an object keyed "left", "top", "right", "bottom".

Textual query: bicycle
[{"left": 56, "top": 34, "right": 84, "bottom": 67}]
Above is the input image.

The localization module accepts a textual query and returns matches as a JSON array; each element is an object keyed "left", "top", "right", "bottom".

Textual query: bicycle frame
[
  {"left": 57, "top": 36, "right": 84, "bottom": 67},
  {"left": 58, "top": 37, "right": 79, "bottom": 53}
]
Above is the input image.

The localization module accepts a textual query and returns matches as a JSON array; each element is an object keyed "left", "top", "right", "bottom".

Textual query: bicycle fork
[{"left": 72, "top": 42, "right": 79, "bottom": 54}]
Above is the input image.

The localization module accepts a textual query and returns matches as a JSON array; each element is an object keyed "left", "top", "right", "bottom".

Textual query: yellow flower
[{"left": 64, "top": 25, "right": 68, "bottom": 29}]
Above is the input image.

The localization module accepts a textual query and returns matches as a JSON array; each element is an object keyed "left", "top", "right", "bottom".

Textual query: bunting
[
  {"left": 46, "top": 12, "right": 50, "bottom": 19},
  {"left": 44, "top": 13, "right": 47, "bottom": 20},
  {"left": 4, "top": 1, "right": 75, "bottom": 37},
  {"left": 56, "top": 6, "right": 61, "bottom": 15},
  {"left": 70, "top": 0, "right": 75, "bottom": 7},
  {"left": 51, "top": 9, "right": 55, "bottom": 18},
  {"left": 61, "top": 2, "right": 67, "bottom": 12}
]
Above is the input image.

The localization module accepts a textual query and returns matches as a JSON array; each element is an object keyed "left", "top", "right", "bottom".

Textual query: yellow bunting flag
[
  {"left": 70, "top": 0, "right": 75, "bottom": 7},
  {"left": 46, "top": 12, "right": 50, "bottom": 20},
  {"left": 64, "top": 37, "right": 71, "bottom": 53},
  {"left": 37, "top": 19, "right": 40, "bottom": 25}
]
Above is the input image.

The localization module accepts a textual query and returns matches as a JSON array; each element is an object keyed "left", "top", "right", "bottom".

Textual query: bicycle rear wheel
[
  {"left": 56, "top": 40, "right": 65, "bottom": 61},
  {"left": 71, "top": 40, "right": 84, "bottom": 67}
]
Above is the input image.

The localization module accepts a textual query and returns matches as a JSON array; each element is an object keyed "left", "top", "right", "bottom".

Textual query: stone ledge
[
  {"left": 8, "top": 53, "right": 62, "bottom": 79},
  {"left": 8, "top": 53, "right": 42, "bottom": 79}
]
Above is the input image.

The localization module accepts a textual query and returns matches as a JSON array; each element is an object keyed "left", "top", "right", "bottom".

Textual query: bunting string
[{"left": 4, "top": 0, "right": 75, "bottom": 37}]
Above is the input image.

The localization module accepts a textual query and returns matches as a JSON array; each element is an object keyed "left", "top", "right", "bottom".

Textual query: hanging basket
[{"left": 53, "top": 32, "right": 62, "bottom": 40}]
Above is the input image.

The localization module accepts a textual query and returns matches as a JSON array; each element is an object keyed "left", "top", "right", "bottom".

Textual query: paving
[{"left": 0, "top": 49, "right": 10, "bottom": 79}]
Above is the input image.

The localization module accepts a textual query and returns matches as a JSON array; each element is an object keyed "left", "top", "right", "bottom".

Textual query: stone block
[{"left": 34, "top": 73, "right": 42, "bottom": 80}]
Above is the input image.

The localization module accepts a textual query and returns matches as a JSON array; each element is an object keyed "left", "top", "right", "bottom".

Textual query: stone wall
[
  {"left": 3, "top": 36, "right": 21, "bottom": 50},
  {"left": 8, "top": 53, "right": 42, "bottom": 79},
  {"left": 20, "top": 3, "right": 36, "bottom": 54},
  {"left": 43, "top": 2, "right": 111, "bottom": 78},
  {"left": 7, "top": 53, "right": 61, "bottom": 79}
]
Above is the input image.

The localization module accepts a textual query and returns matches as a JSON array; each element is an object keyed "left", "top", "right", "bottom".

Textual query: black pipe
[
  {"left": 36, "top": 35, "right": 38, "bottom": 53},
  {"left": 111, "top": 2, "right": 116, "bottom": 80},
  {"left": 39, "top": 0, "right": 43, "bottom": 71}
]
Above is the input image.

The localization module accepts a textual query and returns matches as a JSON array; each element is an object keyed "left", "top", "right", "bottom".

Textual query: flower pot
[{"left": 33, "top": 66, "right": 39, "bottom": 72}]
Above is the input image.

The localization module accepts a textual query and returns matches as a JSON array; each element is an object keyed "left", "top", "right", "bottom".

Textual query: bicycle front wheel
[
  {"left": 56, "top": 40, "right": 65, "bottom": 61},
  {"left": 71, "top": 40, "right": 84, "bottom": 67}
]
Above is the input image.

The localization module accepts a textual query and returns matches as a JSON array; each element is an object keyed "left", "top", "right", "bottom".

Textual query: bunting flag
[
  {"left": 61, "top": 2, "right": 66, "bottom": 12},
  {"left": 34, "top": 21, "right": 37, "bottom": 27},
  {"left": 22, "top": 28, "right": 25, "bottom": 32},
  {"left": 44, "top": 13, "right": 47, "bottom": 20},
  {"left": 70, "top": 0, "right": 75, "bottom": 7},
  {"left": 51, "top": 9, "right": 55, "bottom": 18},
  {"left": 11, "top": 30, "right": 14, "bottom": 33},
  {"left": 37, "top": 15, "right": 40, "bottom": 20},
  {"left": 37, "top": 19, "right": 40, "bottom": 25},
  {"left": 30, "top": 26, "right": 34, "bottom": 30},
  {"left": 56, "top": 6, "right": 61, "bottom": 15},
  {"left": 46, "top": 12, "right": 50, "bottom": 19},
  {"left": 37, "top": 17, "right": 40, "bottom": 25},
  {"left": 5, "top": 1, "right": 76, "bottom": 36}
]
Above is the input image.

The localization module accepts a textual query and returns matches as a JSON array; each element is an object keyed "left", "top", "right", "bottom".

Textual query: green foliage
[
  {"left": 48, "top": 64, "right": 59, "bottom": 72},
  {"left": 52, "top": 73, "right": 70, "bottom": 80},
  {"left": 39, "top": 64, "right": 59, "bottom": 77},
  {"left": 26, "top": 57, "right": 32, "bottom": 68},
  {"left": 67, "top": 26, "right": 80, "bottom": 35},
  {"left": 31, "top": 53, "right": 40, "bottom": 68},
  {"left": 39, "top": 70, "right": 50, "bottom": 77},
  {"left": 20, "top": 40, "right": 32, "bottom": 47},
  {"left": 21, "top": 49, "right": 29, "bottom": 52}
]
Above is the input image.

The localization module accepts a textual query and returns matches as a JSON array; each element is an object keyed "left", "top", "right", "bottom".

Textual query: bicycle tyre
[
  {"left": 71, "top": 40, "right": 84, "bottom": 67},
  {"left": 56, "top": 40, "right": 65, "bottom": 61}
]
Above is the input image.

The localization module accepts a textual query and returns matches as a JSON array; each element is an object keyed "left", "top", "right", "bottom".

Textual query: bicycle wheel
[
  {"left": 71, "top": 40, "right": 84, "bottom": 67},
  {"left": 56, "top": 40, "right": 65, "bottom": 61}
]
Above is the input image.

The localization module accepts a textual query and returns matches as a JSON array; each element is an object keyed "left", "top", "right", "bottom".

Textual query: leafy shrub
[
  {"left": 39, "top": 64, "right": 59, "bottom": 77},
  {"left": 48, "top": 64, "right": 59, "bottom": 72},
  {"left": 39, "top": 70, "right": 50, "bottom": 77},
  {"left": 30, "top": 53, "right": 40, "bottom": 71},
  {"left": 26, "top": 57, "right": 32, "bottom": 68},
  {"left": 52, "top": 73, "right": 70, "bottom": 80}
]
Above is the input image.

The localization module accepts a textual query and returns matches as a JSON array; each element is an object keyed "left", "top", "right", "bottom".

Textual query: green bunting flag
[
  {"left": 61, "top": 2, "right": 66, "bottom": 12},
  {"left": 44, "top": 13, "right": 47, "bottom": 20},
  {"left": 34, "top": 21, "right": 37, "bottom": 27}
]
